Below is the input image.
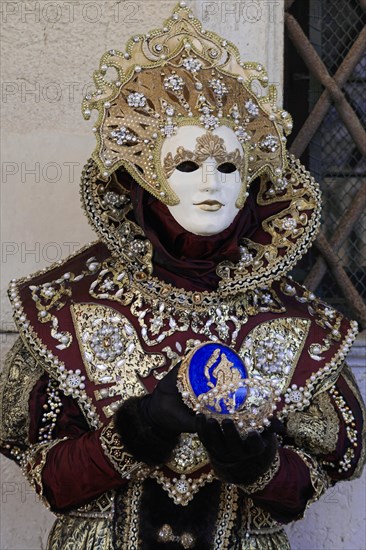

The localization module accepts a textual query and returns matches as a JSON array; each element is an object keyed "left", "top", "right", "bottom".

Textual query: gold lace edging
[
  {"left": 239, "top": 452, "right": 280, "bottom": 494},
  {"left": 100, "top": 422, "right": 151, "bottom": 480}
]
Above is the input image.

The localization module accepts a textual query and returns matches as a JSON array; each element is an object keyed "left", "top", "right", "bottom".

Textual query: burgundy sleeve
[
  {"left": 249, "top": 447, "right": 316, "bottom": 523},
  {"left": 247, "top": 367, "right": 365, "bottom": 524},
  {"left": 27, "top": 375, "right": 128, "bottom": 512}
]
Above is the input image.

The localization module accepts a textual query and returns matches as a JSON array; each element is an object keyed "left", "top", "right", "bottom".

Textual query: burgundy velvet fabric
[
  {"left": 28, "top": 377, "right": 126, "bottom": 511},
  {"left": 129, "top": 183, "right": 259, "bottom": 291}
]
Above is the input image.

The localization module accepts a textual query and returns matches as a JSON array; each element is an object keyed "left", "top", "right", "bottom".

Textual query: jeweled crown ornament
[
  {"left": 83, "top": 1, "right": 293, "bottom": 208},
  {"left": 177, "top": 342, "right": 279, "bottom": 432}
]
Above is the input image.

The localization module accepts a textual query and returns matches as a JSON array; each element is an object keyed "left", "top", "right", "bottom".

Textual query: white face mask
[{"left": 161, "top": 125, "right": 246, "bottom": 236}]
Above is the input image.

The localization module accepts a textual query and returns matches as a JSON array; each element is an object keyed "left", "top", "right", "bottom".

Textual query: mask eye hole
[
  {"left": 217, "top": 162, "right": 237, "bottom": 174},
  {"left": 176, "top": 161, "right": 200, "bottom": 173}
]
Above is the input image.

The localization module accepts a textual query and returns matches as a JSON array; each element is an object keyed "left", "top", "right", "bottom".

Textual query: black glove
[
  {"left": 196, "top": 415, "right": 279, "bottom": 485},
  {"left": 140, "top": 363, "right": 197, "bottom": 438},
  {"left": 115, "top": 364, "right": 197, "bottom": 466}
]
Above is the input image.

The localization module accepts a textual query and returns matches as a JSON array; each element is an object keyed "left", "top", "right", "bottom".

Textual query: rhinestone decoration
[
  {"left": 199, "top": 113, "right": 219, "bottom": 129},
  {"left": 127, "top": 92, "right": 147, "bottom": 108},
  {"left": 209, "top": 78, "right": 228, "bottom": 97},
  {"left": 168, "top": 434, "right": 208, "bottom": 473},
  {"left": 157, "top": 524, "right": 195, "bottom": 549},
  {"left": 284, "top": 385, "right": 310, "bottom": 406},
  {"left": 89, "top": 322, "right": 124, "bottom": 362},
  {"left": 182, "top": 57, "right": 202, "bottom": 73},
  {"left": 104, "top": 191, "right": 128, "bottom": 208},
  {"left": 129, "top": 239, "right": 146, "bottom": 255},
  {"left": 235, "top": 127, "right": 251, "bottom": 142},
  {"left": 245, "top": 99, "right": 260, "bottom": 118},
  {"left": 161, "top": 123, "right": 178, "bottom": 138},
  {"left": 239, "top": 246, "right": 254, "bottom": 266},
  {"left": 230, "top": 105, "right": 240, "bottom": 120},
  {"left": 60, "top": 369, "right": 86, "bottom": 394},
  {"left": 111, "top": 127, "right": 139, "bottom": 145},
  {"left": 281, "top": 218, "right": 297, "bottom": 231},
  {"left": 253, "top": 332, "right": 294, "bottom": 377},
  {"left": 259, "top": 134, "right": 279, "bottom": 152},
  {"left": 274, "top": 178, "right": 288, "bottom": 192},
  {"left": 38, "top": 378, "right": 63, "bottom": 442},
  {"left": 175, "top": 478, "right": 190, "bottom": 494},
  {"left": 164, "top": 74, "right": 185, "bottom": 92}
]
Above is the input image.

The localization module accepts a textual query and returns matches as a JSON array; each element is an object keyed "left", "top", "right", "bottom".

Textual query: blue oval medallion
[{"left": 187, "top": 342, "right": 248, "bottom": 415}]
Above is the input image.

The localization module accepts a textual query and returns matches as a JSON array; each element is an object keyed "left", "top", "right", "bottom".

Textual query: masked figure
[{"left": 1, "top": 3, "right": 365, "bottom": 549}]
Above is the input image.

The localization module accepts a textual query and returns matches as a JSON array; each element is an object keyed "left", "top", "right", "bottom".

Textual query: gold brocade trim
[
  {"left": 286, "top": 391, "right": 340, "bottom": 455},
  {"left": 213, "top": 483, "right": 239, "bottom": 549},
  {"left": 240, "top": 498, "right": 290, "bottom": 549},
  {"left": 116, "top": 482, "right": 143, "bottom": 550},
  {"left": 9, "top": 296, "right": 102, "bottom": 431},
  {"left": 239, "top": 452, "right": 280, "bottom": 494},
  {"left": 27, "top": 255, "right": 102, "bottom": 350},
  {"left": 245, "top": 498, "right": 283, "bottom": 533},
  {"left": 89, "top": 253, "right": 285, "bottom": 348},
  {"left": 284, "top": 445, "right": 330, "bottom": 516},
  {"left": 217, "top": 156, "right": 321, "bottom": 296},
  {"left": 66, "top": 490, "right": 115, "bottom": 520},
  {"left": 47, "top": 515, "right": 114, "bottom": 550},
  {"left": 82, "top": 154, "right": 321, "bottom": 298},
  {"left": 151, "top": 469, "right": 215, "bottom": 506},
  {"left": 100, "top": 422, "right": 151, "bottom": 480},
  {"left": 21, "top": 438, "right": 68, "bottom": 508},
  {"left": 240, "top": 530, "right": 290, "bottom": 550},
  {"left": 0, "top": 337, "right": 43, "bottom": 445},
  {"left": 340, "top": 362, "right": 366, "bottom": 480}
]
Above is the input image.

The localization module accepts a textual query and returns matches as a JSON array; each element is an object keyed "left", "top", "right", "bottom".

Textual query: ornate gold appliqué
[
  {"left": 71, "top": 303, "right": 166, "bottom": 415},
  {"left": 166, "top": 433, "right": 209, "bottom": 474},
  {"left": 286, "top": 391, "right": 339, "bottom": 455},
  {"left": 239, "top": 317, "right": 310, "bottom": 395},
  {"left": 163, "top": 132, "right": 244, "bottom": 180},
  {"left": 83, "top": 4, "right": 292, "bottom": 206},
  {"left": 0, "top": 338, "right": 43, "bottom": 446}
]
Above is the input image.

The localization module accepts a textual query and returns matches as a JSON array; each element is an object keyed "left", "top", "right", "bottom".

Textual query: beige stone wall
[{"left": 2, "top": 1, "right": 364, "bottom": 549}]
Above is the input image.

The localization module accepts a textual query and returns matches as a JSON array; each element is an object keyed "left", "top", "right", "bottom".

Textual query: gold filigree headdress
[{"left": 83, "top": 1, "right": 293, "bottom": 207}]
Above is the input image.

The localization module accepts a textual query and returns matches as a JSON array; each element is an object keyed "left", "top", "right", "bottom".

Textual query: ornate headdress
[
  {"left": 81, "top": 1, "right": 321, "bottom": 288},
  {"left": 82, "top": 1, "right": 293, "bottom": 207}
]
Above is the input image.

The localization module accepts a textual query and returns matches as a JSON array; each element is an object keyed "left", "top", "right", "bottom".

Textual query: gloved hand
[
  {"left": 140, "top": 364, "right": 197, "bottom": 438},
  {"left": 114, "top": 364, "right": 197, "bottom": 466},
  {"left": 196, "top": 415, "right": 280, "bottom": 485}
]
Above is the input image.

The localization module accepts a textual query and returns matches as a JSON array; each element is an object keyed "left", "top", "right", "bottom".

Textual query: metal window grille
[{"left": 284, "top": 0, "right": 366, "bottom": 327}]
